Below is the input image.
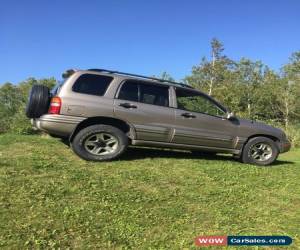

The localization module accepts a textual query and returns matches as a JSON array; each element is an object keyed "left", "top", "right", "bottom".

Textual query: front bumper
[
  {"left": 279, "top": 140, "right": 291, "bottom": 153},
  {"left": 31, "top": 114, "right": 85, "bottom": 137}
]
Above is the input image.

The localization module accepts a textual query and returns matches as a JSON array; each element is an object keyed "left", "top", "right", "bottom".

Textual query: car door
[
  {"left": 113, "top": 80, "right": 175, "bottom": 142},
  {"left": 172, "top": 87, "right": 237, "bottom": 148}
]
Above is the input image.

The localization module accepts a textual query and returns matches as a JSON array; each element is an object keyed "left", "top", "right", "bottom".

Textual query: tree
[
  {"left": 0, "top": 83, "right": 23, "bottom": 132},
  {"left": 234, "top": 58, "right": 266, "bottom": 118},
  {"left": 186, "top": 38, "right": 233, "bottom": 97},
  {"left": 0, "top": 77, "right": 56, "bottom": 134},
  {"left": 158, "top": 71, "right": 175, "bottom": 81},
  {"left": 280, "top": 52, "right": 300, "bottom": 128},
  {"left": 208, "top": 38, "right": 225, "bottom": 95}
]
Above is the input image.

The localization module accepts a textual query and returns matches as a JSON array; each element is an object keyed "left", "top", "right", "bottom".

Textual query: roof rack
[{"left": 87, "top": 68, "right": 193, "bottom": 89}]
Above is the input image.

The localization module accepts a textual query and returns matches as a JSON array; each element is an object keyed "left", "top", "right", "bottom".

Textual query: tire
[
  {"left": 25, "top": 85, "right": 50, "bottom": 118},
  {"left": 71, "top": 125, "right": 128, "bottom": 161},
  {"left": 241, "top": 136, "right": 279, "bottom": 166}
]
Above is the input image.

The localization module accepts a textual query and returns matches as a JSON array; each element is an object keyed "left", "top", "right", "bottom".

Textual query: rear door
[
  {"left": 172, "top": 88, "right": 237, "bottom": 148},
  {"left": 113, "top": 80, "right": 175, "bottom": 142}
]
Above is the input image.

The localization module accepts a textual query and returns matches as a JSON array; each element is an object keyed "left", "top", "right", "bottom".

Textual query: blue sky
[{"left": 1, "top": 0, "right": 299, "bottom": 84}]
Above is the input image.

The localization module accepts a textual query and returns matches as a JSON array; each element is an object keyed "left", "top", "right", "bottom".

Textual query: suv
[{"left": 26, "top": 69, "right": 291, "bottom": 165}]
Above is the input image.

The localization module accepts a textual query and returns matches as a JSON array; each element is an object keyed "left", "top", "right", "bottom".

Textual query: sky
[{"left": 0, "top": 0, "right": 299, "bottom": 84}]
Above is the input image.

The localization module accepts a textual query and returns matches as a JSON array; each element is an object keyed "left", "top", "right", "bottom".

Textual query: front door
[
  {"left": 172, "top": 87, "right": 237, "bottom": 148},
  {"left": 114, "top": 80, "right": 175, "bottom": 142}
]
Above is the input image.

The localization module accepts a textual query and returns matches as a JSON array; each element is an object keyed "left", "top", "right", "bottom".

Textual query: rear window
[
  {"left": 51, "top": 81, "right": 64, "bottom": 96},
  {"left": 72, "top": 74, "right": 113, "bottom": 96}
]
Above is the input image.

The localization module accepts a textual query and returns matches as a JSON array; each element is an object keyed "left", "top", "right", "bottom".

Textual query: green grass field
[{"left": 0, "top": 134, "right": 299, "bottom": 249}]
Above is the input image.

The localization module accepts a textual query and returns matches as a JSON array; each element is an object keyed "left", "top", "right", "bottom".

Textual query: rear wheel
[
  {"left": 71, "top": 125, "right": 128, "bottom": 161},
  {"left": 25, "top": 85, "right": 50, "bottom": 118},
  {"left": 241, "top": 137, "right": 279, "bottom": 166}
]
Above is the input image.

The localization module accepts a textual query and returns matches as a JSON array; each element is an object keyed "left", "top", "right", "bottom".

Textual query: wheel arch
[
  {"left": 69, "top": 116, "right": 135, "bottom": 142},
  {"left": 243, "top": 134, "right": 281, "bottom": 151},
  {"left": 248, "top": 134, "right": 280, "bottom": 142}
]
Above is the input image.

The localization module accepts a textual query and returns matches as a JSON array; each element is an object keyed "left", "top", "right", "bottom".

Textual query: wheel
[
  {"left": 25, "top": 85, "right": 50, "bottom": 118},
  {"left": 241, "top": 137, "right": 279, "bottom": 166},
  {"left": 71, "top": 125, "right": 128, "bottom": 161}
]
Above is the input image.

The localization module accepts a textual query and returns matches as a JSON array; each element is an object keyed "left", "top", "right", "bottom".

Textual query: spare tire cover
[{"left": 25, "top": 85, "right": 50, "bottom": 118}]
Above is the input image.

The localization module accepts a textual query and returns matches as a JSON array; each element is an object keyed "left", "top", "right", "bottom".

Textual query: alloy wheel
[
  {"left": 250, "top": 142, "right": 273, "bottom": 162},
  {"left": 84, "top": 133, "right": 119, "bottom": 156}
]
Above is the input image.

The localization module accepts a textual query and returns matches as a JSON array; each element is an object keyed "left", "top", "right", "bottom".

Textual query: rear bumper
[
  {"left": 31, "top": 114, "right": 85, "bottom": 137},
  {"left": 279, "top": 140, "right": 291, "bottom": 153}
]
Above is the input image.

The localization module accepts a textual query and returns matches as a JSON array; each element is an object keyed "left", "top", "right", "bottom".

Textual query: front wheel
[
  {"left": 71, "top": 125, "right": 128, "bottom": 161},
  {"left": 241, "top": 137, "right": 279, "bottom": 166}
]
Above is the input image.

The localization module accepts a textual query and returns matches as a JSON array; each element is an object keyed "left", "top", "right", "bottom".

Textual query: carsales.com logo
[{"left": 195, "top": 235, "right": 292, "bottom": 247}]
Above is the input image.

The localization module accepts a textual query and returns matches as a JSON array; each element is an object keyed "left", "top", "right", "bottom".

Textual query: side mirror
[{"left": 225, "top": 112, "right": 236, "bottom": 120}]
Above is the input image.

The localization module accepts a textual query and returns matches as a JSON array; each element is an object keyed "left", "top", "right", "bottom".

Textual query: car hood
[{"left": 237, "top": 118, "right": 284, "bottom": 140}]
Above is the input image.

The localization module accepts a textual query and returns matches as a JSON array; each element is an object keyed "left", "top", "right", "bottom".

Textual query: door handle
[
  {"left": 119, "top": 103, "right": 137, "bottom": 109},
  {"left": 181, "top": 112, "right": 196, "bottom": 118}
]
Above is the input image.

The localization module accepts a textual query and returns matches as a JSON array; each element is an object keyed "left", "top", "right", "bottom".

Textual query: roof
[{"left": 86, "top": 68, "right": 194, "bottom": 89}]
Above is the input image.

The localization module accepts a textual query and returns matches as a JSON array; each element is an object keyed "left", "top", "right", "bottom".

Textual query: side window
[
  {"left": 118, "top": 81, "right": 139, "bottom": 102},
  {"left": 176, "top": 88, "right": 225, "bottom": 116},
  {"left": 140, "top": 83, "right": 169, "bottom": 107},
  {"left": 118, "top": 80, "right": 169, "bottom": 107},
  {"left": 72, "top": 74, "right": 113, "bottom": 96}
]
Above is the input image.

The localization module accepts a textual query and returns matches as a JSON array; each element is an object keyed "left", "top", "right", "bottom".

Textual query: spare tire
[{"left": 25, "top": 85, "right": 50, "bottom": 118}]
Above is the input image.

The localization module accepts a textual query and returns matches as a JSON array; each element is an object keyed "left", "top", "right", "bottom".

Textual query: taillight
[{"left": 48, "top": 96, "right": 61, "bottom": 114}]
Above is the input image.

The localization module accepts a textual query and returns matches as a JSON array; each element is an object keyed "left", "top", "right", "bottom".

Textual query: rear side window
[
  {"left": 118, "top": 80, "right": 169, "bottom": 107},
  {"left": 72, "top": 74, "right": 113, "bottom": 96}
]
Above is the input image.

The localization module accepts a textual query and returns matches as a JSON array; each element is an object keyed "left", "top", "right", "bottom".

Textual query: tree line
[{"left": 1, "top": 39, "right": 299, "bottom": 145}]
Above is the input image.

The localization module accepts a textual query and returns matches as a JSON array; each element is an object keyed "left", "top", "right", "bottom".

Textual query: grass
[{"left": 0, "top": 134, "right": 299, "bottom": 249}]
